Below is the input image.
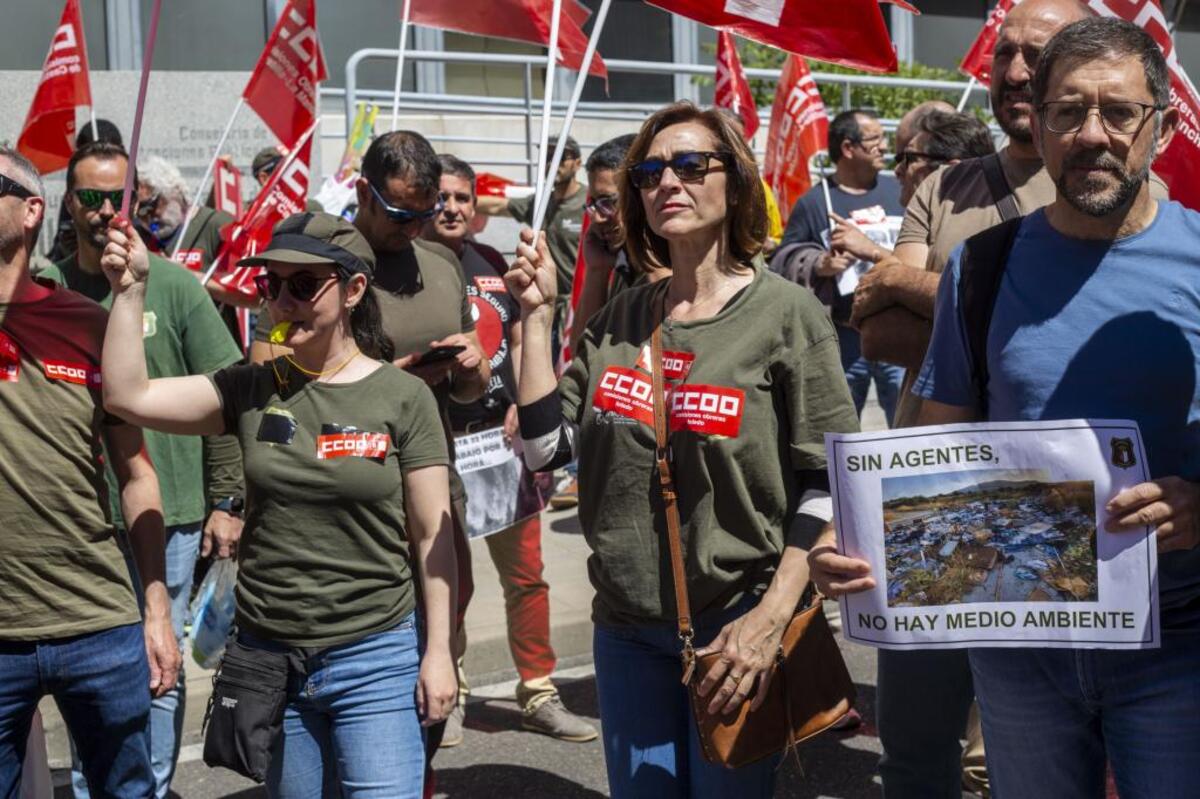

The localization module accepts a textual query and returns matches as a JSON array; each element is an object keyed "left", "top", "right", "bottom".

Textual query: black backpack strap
[
  {"left": 980, "top": 153, "right": 1021, "bottom": 222},
  {"left": 957, "top": 217, "right": 1024, "bottom": 415}
]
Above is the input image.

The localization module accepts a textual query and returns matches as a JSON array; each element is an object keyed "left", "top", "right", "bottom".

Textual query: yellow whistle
[{"left": 269, "top": 321, "right": 292, "bottom": 345}]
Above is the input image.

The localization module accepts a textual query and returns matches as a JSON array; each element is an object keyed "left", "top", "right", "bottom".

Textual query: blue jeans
[
  {"left": 876, "top": 648, "right": 974, "bottom": 799},
  {"left": 837, "top": 324, "right": 904, "bottom": 426},
  {"left": 0, "top": 623, "right": 152, "bottom": 799},
  {"left": 970, "top": 631, "right": 1200, "bottom": 799},
  {"left": 71, "top": 523, "right": 202, "bottom": 799},
  {"left": 593, "top": 603, "right": 779, "bottom": 798},
  {"left": 243, "top": 615, "right": 426, "bottom": 798}
]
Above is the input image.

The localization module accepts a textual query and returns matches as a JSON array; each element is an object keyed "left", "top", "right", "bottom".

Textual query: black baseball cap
[
  {"left": 252, "top": 147, "right": 284, "bottom": 175},
  {"left": 547, "top": 135, "right": 581, "bottom": 159},
  {"left": 237, "top": 212, "right": 375, "bottom": 277}
]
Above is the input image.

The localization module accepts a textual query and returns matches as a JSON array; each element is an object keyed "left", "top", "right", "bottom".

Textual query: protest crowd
[{"left": 2, "top": 0, "right": 1199, "bottom": 797}]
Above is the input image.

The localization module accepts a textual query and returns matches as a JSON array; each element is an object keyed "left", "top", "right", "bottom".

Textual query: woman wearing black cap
[{"left": 98, "top": 212, "right": 457, "bottom": 797}]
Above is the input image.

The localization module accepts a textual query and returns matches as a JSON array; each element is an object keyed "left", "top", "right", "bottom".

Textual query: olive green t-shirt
[
  {"left": 563, "top": 263, "right": 860, "bottom": 624},
  {"left": 210, "top": 361, "right": 448, "bottom": 647},
  {"left": 166, "top": 205, "right": 235, "bottom": 273},
  {"left": 41, "top": 254, "right": 243, "bottom": 526},
  {"left": 0, "top": 282, "right": 138, "bottom": 639},
  {"left": 508, "top": 190, "right": 585, "bottom": 298}
]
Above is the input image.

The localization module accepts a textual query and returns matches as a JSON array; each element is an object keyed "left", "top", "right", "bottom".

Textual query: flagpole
[
  {"left": 171, "top": 98, "right": 245, "bottom": 260},
  {"left": 199, "top": 120, "right": 320, "bottom": 288},
  {"left": 530, "top": 0, "right": 563, "bottom": 227},
  {"left": 957, "top": 76, "right": 976, "bottom": 112},
  {"left": 120, "top": 0, "right": 163, "bottom": 218},
  {"left": 390, "top": 0, "right": 413, "bottom": 132},
  {"left": 532, "top": 0, "right": 609, "bottom": 232},
  {"left": 89, "top": 107, "right": 98, "bottom": 141}
]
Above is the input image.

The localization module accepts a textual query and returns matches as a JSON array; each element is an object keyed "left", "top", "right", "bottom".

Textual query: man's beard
[
  {"left": 1056, "top": 150, "right": 1148, "bottom": 217},
  {"left": 992, "top": 82, "right": 1034, "bottom": 144}
]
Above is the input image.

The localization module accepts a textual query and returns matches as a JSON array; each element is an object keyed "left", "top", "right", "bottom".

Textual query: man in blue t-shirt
[
  {"left": 773, "top": 109, "right": 905, "bottom": 425},
  {"left": 814, "top": 19, "right": 1200, "bottom": 799}
]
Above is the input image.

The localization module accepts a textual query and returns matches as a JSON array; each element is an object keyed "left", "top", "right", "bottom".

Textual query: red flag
[
  {"left": 960, "top": 0, "right": 1019, "bottom": 84},
  {"left": 647, "top": 0, "right": 905, "bottom": 73},
  {"left": 557, "top": 212, "right": 591, "bottom": 370},
  {"left": 410, "top": 0, "right": 607, "bottom": 79},
  {"left": 213, "top": 159, "right": 244, "bottom": 218},
  {"left": 714, "top": 33, "right": 759, "bottom": 139},
  {"left": 243, "top": 0, "right": 327, "bottom": 151},
  {"left": 763, "top": 55, "right": 829, "bottom": 218},
  {"left": 17, "top": 0, "right": 92, "bottom": 174},
  {"left": 214, "top": 132, "right": 315, "bottom": 302}
]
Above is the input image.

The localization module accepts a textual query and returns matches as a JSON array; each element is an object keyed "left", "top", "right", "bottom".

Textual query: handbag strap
[{"left": 650, "top": 311, "right": 695, "bottom": 658}]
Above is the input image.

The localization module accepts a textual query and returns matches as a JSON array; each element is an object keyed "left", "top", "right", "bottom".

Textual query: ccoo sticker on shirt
[
  {"left": 474, "top": 275, "right": 507, "bottom": 293},
  {"left": 593, "top": 366, "right": 655, "bottom": 427},
  {"left": 634, "top": 346, "right": 695, "bottom": 381},
  {"left": 316, "top": 423, "right": 389, "bottom": 461},
  {"left": 593, "top": 367, "right": 746, "bottom": 437},
  {"left": 0, "top": 331, "right": 20, "bottom": 382},
  {"left": 43, "top": 360, "right": 101, "bottom": 387}
]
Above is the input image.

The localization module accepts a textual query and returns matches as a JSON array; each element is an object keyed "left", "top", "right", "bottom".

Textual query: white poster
[
  {"left": 454, "top": 427, "right": 547, "bottom": 539},
  {"left": 826, "top": 420, "right": 1159, "bottom": 650}
]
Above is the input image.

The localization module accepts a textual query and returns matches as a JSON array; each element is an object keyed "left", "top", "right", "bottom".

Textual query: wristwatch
[{"left": 211, "top": 496, "right": 245, "bottom": 516}]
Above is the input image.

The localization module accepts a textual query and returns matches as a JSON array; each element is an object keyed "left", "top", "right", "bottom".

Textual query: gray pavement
[{"left": 41, "top": 397, "right": 912, "bottom": 798}]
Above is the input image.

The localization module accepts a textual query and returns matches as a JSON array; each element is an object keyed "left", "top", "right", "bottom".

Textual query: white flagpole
[
  {"left": 171, "top": 97, "right": 245, "bottom": 260},
  {"left": 532, "top": 0, "right": 609, "bottom": 232},
  {"left": 957, "top": 76, "right": 977, "bottom": 112},
  {"left": 390, "top": 0, "right": 413, "bottom": 132},
  {"left": 89, "top": 107, "right": 98, "bottom": 140},
  {"left": 530, "top": 0, "right": 563, "bottom": 225}
]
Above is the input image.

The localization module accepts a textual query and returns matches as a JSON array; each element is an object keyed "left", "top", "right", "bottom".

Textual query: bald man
[
  {"left": 849, "top": 3, "right": 1098, "bottom": 797},
  {"left": 894, "top": 100, "right": 956, "bottom": 160}
]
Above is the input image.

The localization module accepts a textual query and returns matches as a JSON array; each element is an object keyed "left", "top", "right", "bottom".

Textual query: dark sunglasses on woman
[
  {"left": 368, "top": 182, "right": 444, "bottom": 224},
  {"left": 253, "top": 271, "right": 341, "bottom": 302},
  {"left": 628, "top": 151, "right": 731, "bottom": 190},
  {"left": 0, "top": 174, "right": 36, "bottom": 200},
  {"left": 73, "top": 188, "right": 125, "bottom": 211}
]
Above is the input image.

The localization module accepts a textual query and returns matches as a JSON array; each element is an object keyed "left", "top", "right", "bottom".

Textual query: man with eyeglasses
[
  {"left": 38, "top": 142, "right": 244, "bottom": 799},
  {"left": 420, "top": 152, "right": 598, "bottom": 746},
  {"left": 775, "top": 108, "right": 906, "bottom": 426},
  {"left": 0, "top": 145, "right": 179, "bottom": 797},
  {"left": 822, "top": 17, "right": 1200, "bottom": 798}
]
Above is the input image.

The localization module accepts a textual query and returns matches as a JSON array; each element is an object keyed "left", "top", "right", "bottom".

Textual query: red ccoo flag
[
  {"left": 960, "top": 0, "right": 1019, "bottom": 84},
  {"left": 17, "top": 0, "right": 92, "bottom": 174},
  {"left": 647, "top": 0, "right": 908, "bottom": 73},
  {"left": 763, "top": 55, "right": 829, "bottom": 218},
  {"left": 714, "top": 32, "right": 759, "bottom": 139},
  {"left": 243, "top": 0, "right": 327, "bottom": 151},
  {"left": 410, "top": 0, "right": 607, "bottom": 79},
  {"left": 212, "top": 158, "right": 244, "bottom": 219}
]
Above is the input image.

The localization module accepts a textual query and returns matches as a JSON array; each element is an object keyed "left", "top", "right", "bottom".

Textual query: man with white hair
[{"left": 135, "top": 155, "right": 235, "bottom": 281}]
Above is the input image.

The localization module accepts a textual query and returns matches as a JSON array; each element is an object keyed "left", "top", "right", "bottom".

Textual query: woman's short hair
[{"left": 619, "top": 102, "right": 766, "bottom": 275}]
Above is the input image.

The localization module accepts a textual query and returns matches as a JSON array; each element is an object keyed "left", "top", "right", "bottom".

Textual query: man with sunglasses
[
  {"left": 775, "top": 108, "right": 906, "bottom": 426},
  {"left": 135, "top": 155, "right": 234, "bottom": 285},
  {"left": 0, "top": 146, "right": 179, "bottom": 797},
  {"left": 821, "top": 18, "right": 1200, "bottom": 799},
  {"left": 39, "top": 142, "right": 244, "bottom": 799},
  {"left": 420, "top": 153, "right": 598, "bottom": 746}
]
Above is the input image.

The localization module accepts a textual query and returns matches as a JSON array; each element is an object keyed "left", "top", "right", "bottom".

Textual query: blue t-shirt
[{"left": 915, "top": 202, "right": 1200, "bottom": 628}]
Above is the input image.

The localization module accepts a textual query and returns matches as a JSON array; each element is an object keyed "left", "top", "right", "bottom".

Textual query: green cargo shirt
[
  {"left": 210, "top": 361, "right": 448, "bottom": 647},
  {"left": 41, "top": 253, "right": 243, "bottom": 526},
  {"left": 0, "top": 282, "right": 138, "bottom": 639},
  {"left": 562, "top": 263, "right": 860, "bottom": 624}
]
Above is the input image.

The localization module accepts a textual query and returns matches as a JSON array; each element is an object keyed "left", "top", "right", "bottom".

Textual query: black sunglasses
[
  {"left": 894, "top": 151, "right": 945, "bottom": 168},
  {"left": 74, "top": 188, "right": 125, "bottom": 211},
  {"left": 0, "top": 174, "right": 35, "bottom": 201},
  {"left": 628, "top": 151, "right": 731, "bottom": 190},
  {"left": 368, "top": 182, "right": 444, "bottom": 224},
  {"left": 253, "top": 271, "right": 341, "bottom": 302}
]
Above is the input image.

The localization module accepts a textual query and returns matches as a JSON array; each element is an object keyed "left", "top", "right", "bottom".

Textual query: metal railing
[{"left": 328, "top": 48, "right": 992, "bottom": 184}]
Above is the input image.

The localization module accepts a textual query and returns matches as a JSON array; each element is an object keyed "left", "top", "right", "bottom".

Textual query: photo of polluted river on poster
[{"left": 882, "top": 468, "right": 1099, "bottom": 607}]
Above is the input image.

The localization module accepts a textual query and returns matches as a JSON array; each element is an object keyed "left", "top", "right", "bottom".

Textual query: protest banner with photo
[
  {"left": 454, "top": 428, "right": 548, "bottom": 539},
  {"left": 827, "top": 420, "right": 1158, "bottom": 650}
]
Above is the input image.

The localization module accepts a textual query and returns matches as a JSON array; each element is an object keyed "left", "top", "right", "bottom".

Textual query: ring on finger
[{"left": 727, "top": 672, "right": 744, "bottom": 683}]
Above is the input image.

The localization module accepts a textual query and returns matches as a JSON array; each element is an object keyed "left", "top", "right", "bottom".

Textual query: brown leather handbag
[{"left": 649, "top": 321, "right": 856, "bottom": 769}]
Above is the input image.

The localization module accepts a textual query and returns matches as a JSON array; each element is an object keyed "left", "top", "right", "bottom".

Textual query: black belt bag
[{"left": 201, "top": 638, "right": 290, "bottom": 783}]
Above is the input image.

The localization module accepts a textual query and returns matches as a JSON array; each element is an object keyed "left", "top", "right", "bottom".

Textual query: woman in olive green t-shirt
[
  {"left": 507, "top": 103, "right": 859, "bottom": 796},
  {"left": 97, "top": 212, "right": 457, "bottom": 797}
]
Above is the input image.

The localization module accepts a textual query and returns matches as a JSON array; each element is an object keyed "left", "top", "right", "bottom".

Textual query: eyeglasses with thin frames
[
  {"left": 1038, "top": 101, "right": 1165, "bottom": 136},
  {"left": 585, "top": 195, "right": 618, "bottom": 217}
]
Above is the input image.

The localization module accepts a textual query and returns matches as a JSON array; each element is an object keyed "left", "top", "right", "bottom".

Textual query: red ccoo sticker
[
  {"left": 633, "top": 346, "right": 695, "bottom": 381},
  {"left": 43, "top": 360, "right": 101, "bottom": 387},
  {"left": 173, "top": 250, "right": 205, "bottom": 271},
  {"left": 668, "top": 384, "right": 745, "bottom": 437},
  {"left": 316, "top": 432, "right": 390, "bottom": 461},
  {"left": 592, "top": 365, "right": 655, "bottom": 427},
  {"left": 0, "top": 331, "right": 20, "bottom": 382},
  {"left": 475, "top": 275, "right": 507, "bottom": 293}
]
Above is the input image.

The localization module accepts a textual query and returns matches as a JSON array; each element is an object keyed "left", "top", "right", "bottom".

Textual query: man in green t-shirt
[
  {"left": 0, "top": 146, "right": 178, "bottom": 797},
  {"left": 41, "top": 142, "right": 244, "bottom": 799}
]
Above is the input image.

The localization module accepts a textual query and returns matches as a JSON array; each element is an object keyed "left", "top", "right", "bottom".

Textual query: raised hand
[
  {"left": 505, "top": 228, "right": 558, "bottom": 318},
  {"left": 100, "top": 216, "right": 151, "bottom": 292}
]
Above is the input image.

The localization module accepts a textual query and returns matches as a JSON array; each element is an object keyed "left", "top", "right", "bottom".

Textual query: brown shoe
[{"left": 549, "top": 478, "right": 579, "bottom": 509}]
